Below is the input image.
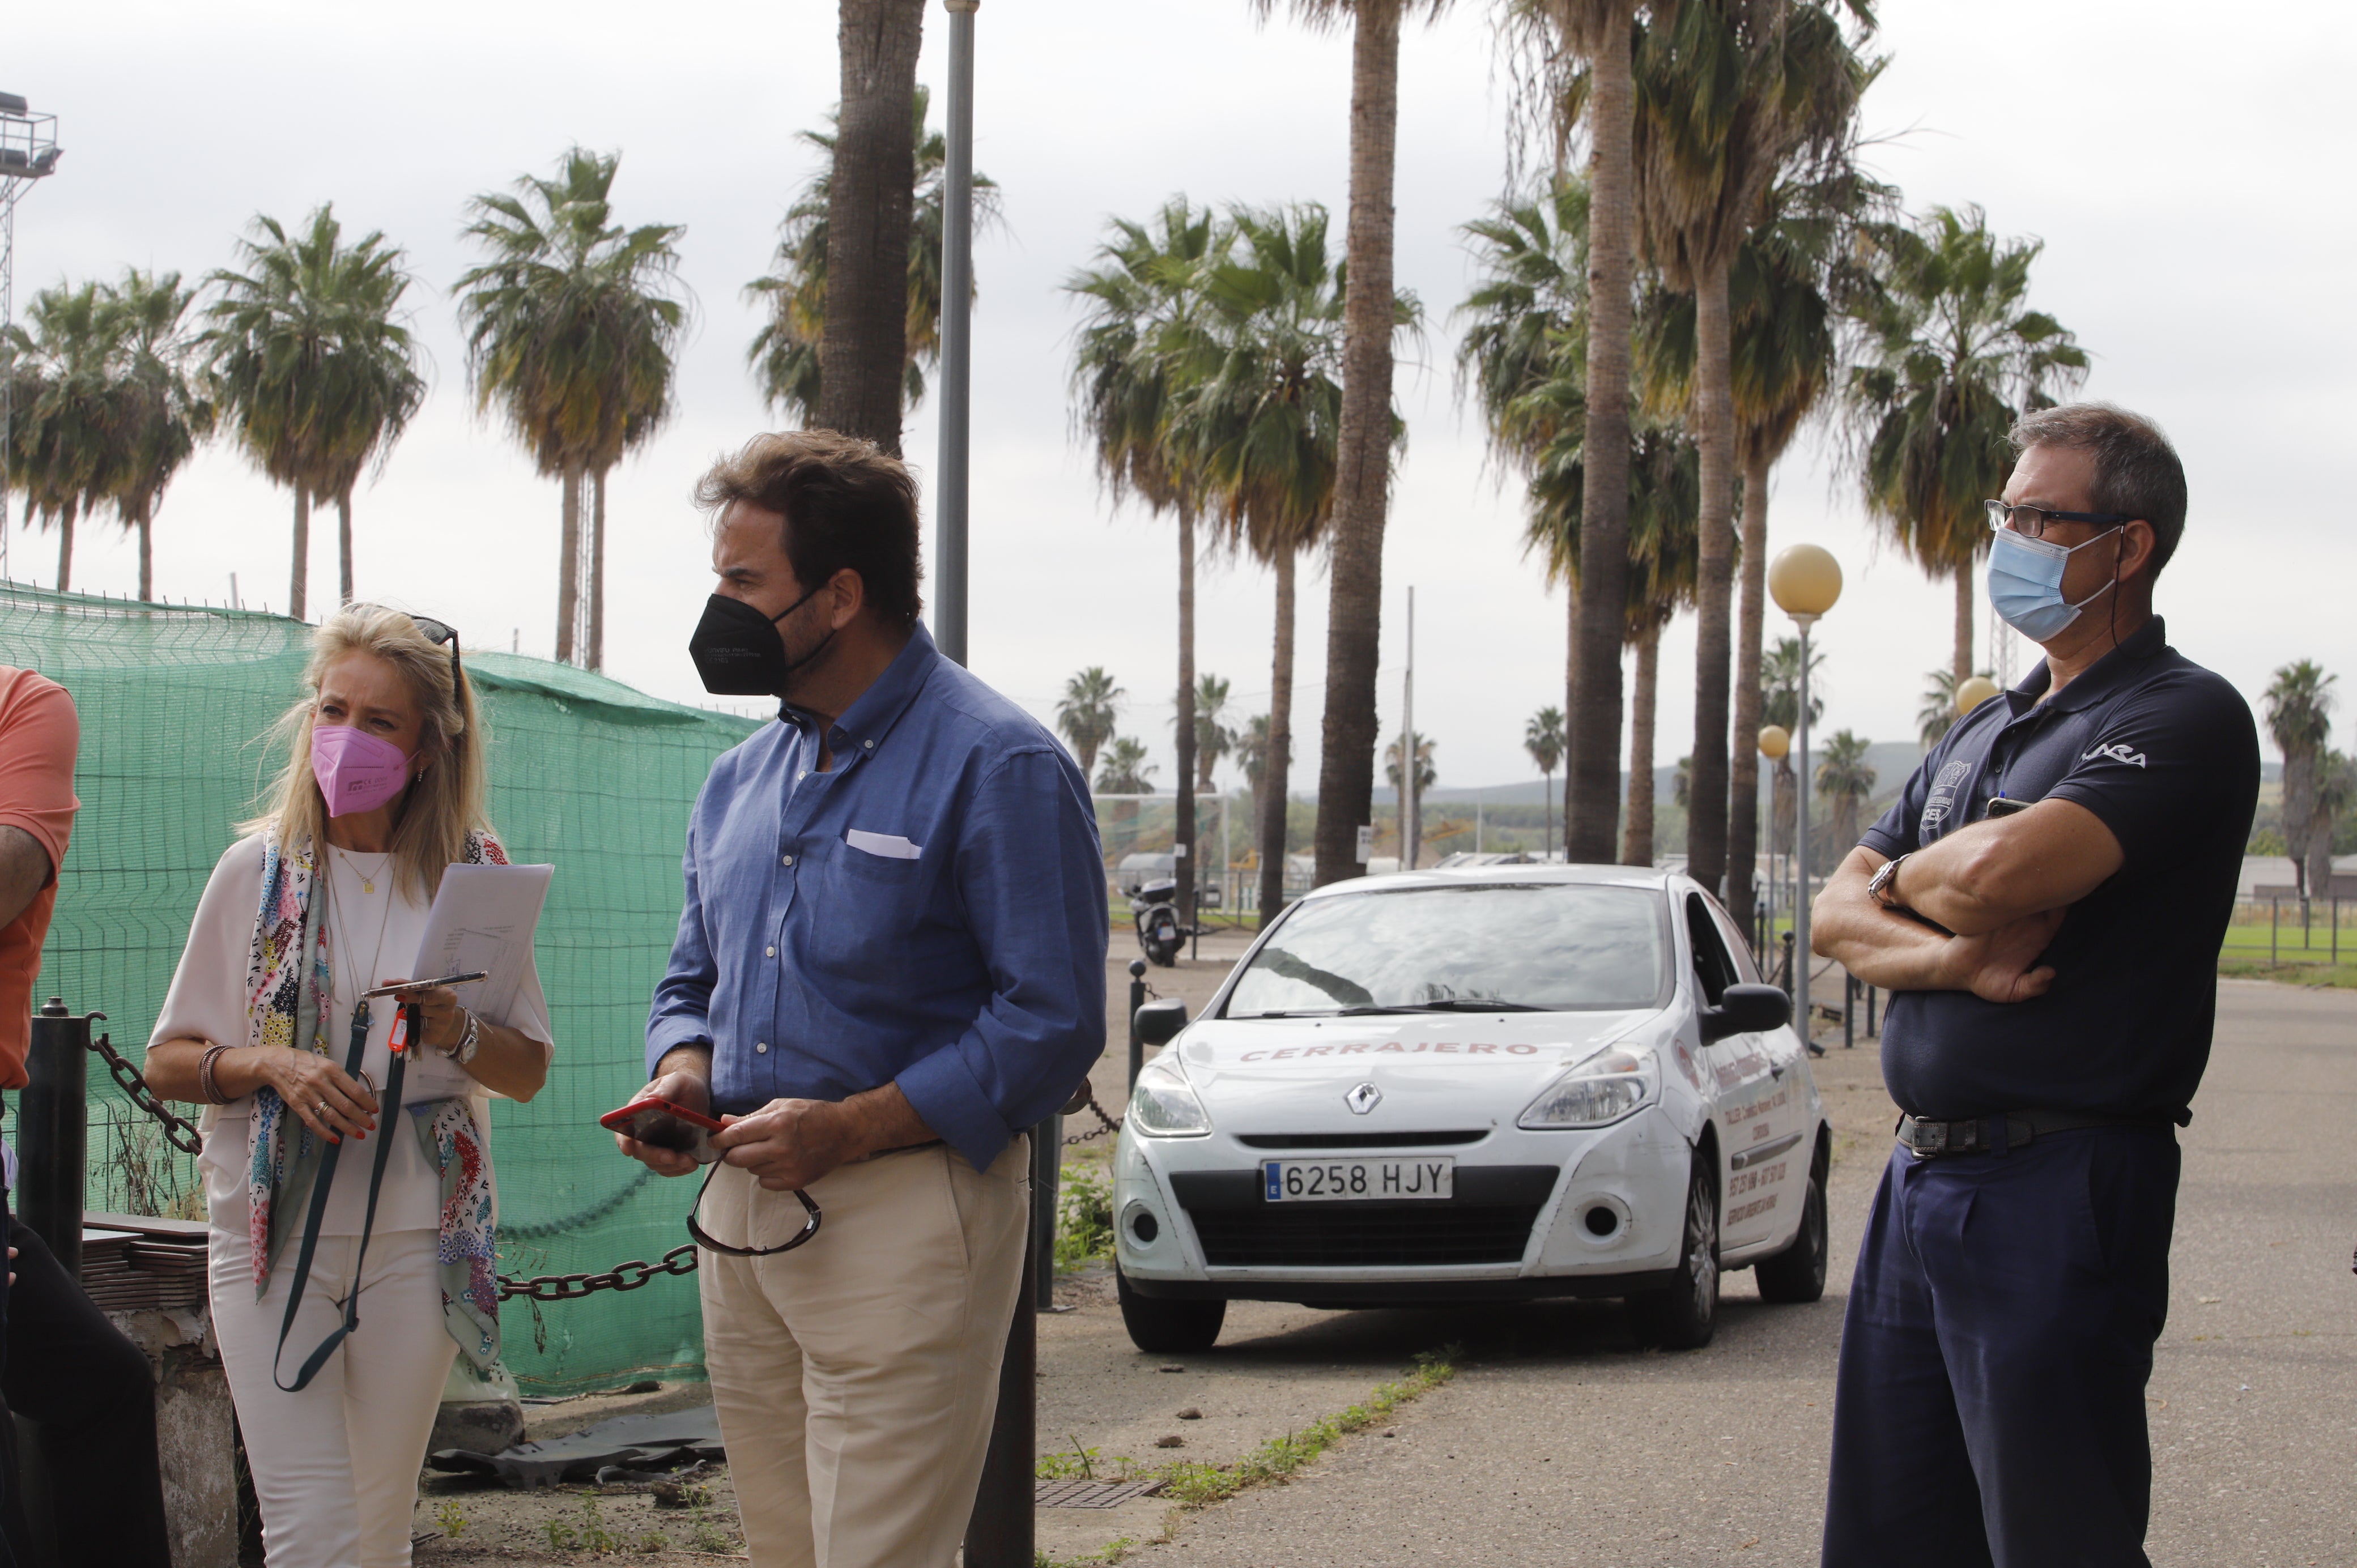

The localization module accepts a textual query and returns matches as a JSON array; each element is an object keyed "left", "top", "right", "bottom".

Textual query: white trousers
[
  {"left": 209, "top": 1218, "right": 458, "bottom": 1568},
  {"left": 697, "top": 1139, "right": 1028, "bottom": 1568}
]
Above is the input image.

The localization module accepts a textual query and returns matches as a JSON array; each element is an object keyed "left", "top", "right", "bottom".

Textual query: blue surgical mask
[{"left": 1986, "top": 525, "right": 2120, "bottom": 642}]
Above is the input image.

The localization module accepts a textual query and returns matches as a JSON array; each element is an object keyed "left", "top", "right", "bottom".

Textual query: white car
[{"left": 1112, "top": 864, "right": 1828, "bottom": 1352}]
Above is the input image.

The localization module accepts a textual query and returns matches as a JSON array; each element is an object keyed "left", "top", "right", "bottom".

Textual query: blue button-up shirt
[{"left": 647, "top": 622, "right": 1109, "bottom": 1169}]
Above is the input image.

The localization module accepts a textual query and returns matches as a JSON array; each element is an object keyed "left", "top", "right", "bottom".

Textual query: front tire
[
  {"left": 1626, "top": 1154, "right": 1720, "bottom": 1350},
  {"left": 1753, "top": 1135, "right": 1830, "bottom": 1305},
  {"left": 1117, "top": 1267, "right": 1225, "bottom": 1353}
]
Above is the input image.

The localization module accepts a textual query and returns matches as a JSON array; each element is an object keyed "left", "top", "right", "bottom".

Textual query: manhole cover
[{"left": 1034, "top": 1478, "right": 1167, "bottom": 1510}]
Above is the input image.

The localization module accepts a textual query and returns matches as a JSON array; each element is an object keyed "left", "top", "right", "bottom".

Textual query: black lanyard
[{"left": 271, "top": 996, "right": 412, "bottom": 1392}]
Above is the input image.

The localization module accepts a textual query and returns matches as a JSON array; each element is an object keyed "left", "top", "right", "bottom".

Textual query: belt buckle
[{"left": 1912, "top": 1118, "right": 1946, "bottom": 1154}]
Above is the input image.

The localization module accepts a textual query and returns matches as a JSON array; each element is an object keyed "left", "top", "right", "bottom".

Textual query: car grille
[
  {"left": 1185, "top": 1203, "right": 1543, "bottom": 1267},
  {"left": 1235, "top": 1131, "right": 1487, "bottom": 1150}
]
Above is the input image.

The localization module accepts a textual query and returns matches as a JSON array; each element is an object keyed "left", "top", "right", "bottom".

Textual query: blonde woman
[{"left": 144, "top": 606, "right": 553, "bottom": 1568}]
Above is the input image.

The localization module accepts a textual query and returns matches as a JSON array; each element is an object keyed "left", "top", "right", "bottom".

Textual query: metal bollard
[
  {"left": 2270, "top": 896, "right": 2278, "bottom": 966},
  {"left": 964, "top": 1130, "right": 1038, "bottom": 1568},
  {"left": 22, "top": 997, "right": 97, "bottom": 1280},
  {"left": 1033, "top": 1113, "right": 1060, "bottom": 1310},
  {"left": 1843, "top": 975, "right": 1855, "bottom": 1049},
  {"left": 1780, "top": 931, "right": 1797, "bottom": 1005},
  {"left": 1126, "top": 958, "right": 1148, "bottom": 1093},
  {"left": 1866, "top": 983, "right": 1878, "bottom": 1038}
]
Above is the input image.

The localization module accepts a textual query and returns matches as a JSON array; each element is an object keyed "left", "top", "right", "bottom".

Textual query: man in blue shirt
[
  {"left": 1811, "top": 405, "right": 2258, "bottom": 1567},
  {"left": 616, "top": 430, "right": 1108, "bottom": 1568}
]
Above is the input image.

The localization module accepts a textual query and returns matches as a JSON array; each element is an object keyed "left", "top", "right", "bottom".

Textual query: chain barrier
[
  {"left": 497, "top": 1242, "right": 700, "bottom": 1302},
  {"left": 1062, "top": 1091, "right": 1125, "bottom": 1145},
  {"left": 84, "top": 1032, "right": 205, "bottom": 1156}
]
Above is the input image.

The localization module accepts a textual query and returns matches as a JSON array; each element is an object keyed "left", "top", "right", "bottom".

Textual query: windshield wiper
[{"left": 1398, "top": 999, "right": 1546, "bottom": 1012}]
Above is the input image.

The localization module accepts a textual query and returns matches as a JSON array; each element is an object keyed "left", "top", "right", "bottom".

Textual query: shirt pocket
[{"left": 835, "top": 834, "right": 926, "bottom": 885}]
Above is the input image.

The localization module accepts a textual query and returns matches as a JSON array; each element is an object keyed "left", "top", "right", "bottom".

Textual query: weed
[
  {"left": 1148, "top": 1345, "right": 1458, "bottom": 1510},
  {"left": 576, "top": 1497, "right": 621, "bottom": 1553},
  {"left": 432, "top": 1499, "right": 467, "bottom": 1539},
  {"left": 637, "top": 1531, "right": 670, "bottom": 1552},
  {"left": 542, "top": 1515, "right": 578, "bottom": 1552},
  {"left": 1037, "top": 1539, "right": 1137, "bottom": 1567},
  {"left": 1054, "top": 1166, "right": 1117, "bottom": 1273},
  {"left": 687, "top": 1502, "right": 734, "bottom": 1554}
]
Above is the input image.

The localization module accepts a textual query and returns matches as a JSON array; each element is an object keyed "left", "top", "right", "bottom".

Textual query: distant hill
[{"left": 1382, "top": 739, "right": 1931, "bottom": 809}]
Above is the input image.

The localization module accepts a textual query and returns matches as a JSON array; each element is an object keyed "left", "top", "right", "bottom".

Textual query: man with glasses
[
  {"left": 617, "top": 430, "right": 1107, "bottom": 1568},
  {"left": 1809, "top": 404, "right": 2258, "bottom": 1566}
]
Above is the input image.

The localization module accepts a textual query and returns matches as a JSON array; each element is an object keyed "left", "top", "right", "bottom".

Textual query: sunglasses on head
[{"left": 353, "top": 606, "right": 467, "bottom": 698}]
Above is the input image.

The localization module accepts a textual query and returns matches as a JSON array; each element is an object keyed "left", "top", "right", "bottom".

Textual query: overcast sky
[{"left": 10, "top": 1, "right": 2352, "bottom": 795}]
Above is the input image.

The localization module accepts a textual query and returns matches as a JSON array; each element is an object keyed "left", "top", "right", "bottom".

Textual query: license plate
[{"left": 1261, "top": 1157, "right": 1455, "bottom": 1202}]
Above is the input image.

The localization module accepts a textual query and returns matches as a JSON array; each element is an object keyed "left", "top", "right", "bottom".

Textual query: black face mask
[{"left": 687, "top": 585, "right": 833, "bottom": 696}]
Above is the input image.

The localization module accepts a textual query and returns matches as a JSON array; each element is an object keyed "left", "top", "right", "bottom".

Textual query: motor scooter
[{"left": 1130, "top": 878, "right": 1189, "bottom": 967}]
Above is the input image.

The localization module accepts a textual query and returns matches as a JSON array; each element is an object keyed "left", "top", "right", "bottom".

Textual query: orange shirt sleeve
[{"left": 0, "top": 668, "right": 79, "bottom": 878}]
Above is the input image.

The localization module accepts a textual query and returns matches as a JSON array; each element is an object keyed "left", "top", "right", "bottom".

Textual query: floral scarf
[{"left": 242, "top": 828, "right": 509, "bottom": 1371}]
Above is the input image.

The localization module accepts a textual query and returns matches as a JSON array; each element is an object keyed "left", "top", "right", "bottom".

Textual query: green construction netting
[{"left": 1, "top": 582, "right": 758, "bottom": 1394}]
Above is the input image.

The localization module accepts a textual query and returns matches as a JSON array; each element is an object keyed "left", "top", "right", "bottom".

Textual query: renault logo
[{"left": 1345, "top": 1082, "right": 1381, "bottom": 1115}]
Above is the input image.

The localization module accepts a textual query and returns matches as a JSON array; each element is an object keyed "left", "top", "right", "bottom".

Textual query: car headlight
[
  {"left": 1127, "top": 1062, "right": 1212, "bottom": 1137},
  {"left": 1518, "top": 1047, "right": 1655, "bottom": 1130}
]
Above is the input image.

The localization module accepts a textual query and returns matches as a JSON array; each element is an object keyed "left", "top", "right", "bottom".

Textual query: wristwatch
[
  {"left": 1866, "top": 854, "right": 1912, "bottom": 913},
  {"left": 449, "top": 1008, "right": 483, "bottom": 1067}
]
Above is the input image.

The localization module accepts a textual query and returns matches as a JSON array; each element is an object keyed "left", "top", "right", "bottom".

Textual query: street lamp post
[
  {"left": 1757, "top": 723, "right": 1790, "bottom": 958},
  {"left": 1, "top": 90, "right": 64, "bottom": 583},
  {"left": 1768, "top": 545, "right": 1841, "bottom": 1041},
  {"left": 934, "top": 2, "right": 977, "bottom": 667}
]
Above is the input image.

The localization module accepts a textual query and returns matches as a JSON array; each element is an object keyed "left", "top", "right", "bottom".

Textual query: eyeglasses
[
  {"left": 1984, "top": 499, "right": 2134, "bottom": 540},
  {"left": 355, "top": 605, "right": 468, "bottom": 698}
]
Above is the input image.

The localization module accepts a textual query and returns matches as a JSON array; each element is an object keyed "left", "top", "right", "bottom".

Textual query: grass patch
[
  {"left": 1034, "top": 1346, "right": 1460, "bottom": 1511},
  {"left": 2217, "top": 956, "right": 2357, "bottom": 989}
]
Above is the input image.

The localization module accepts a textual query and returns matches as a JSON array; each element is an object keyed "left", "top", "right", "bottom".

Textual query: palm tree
[
  {"left": 1506, "top": 0, "right": 1645, "bottom": 866},
  {"left": 1917, "top": 666, "right": 1993, "bottom": 748},
  {"left": 1633, "top": 0, "right": 1874, "bottom": 899},
  {"left": 1762, "top": 634, "right": 1823, "bottom": 865},
  {"left": 1095, "top": 736, "right": 1156, "bottom": 796},
  {"left": 1237, "top": 714, "right": 1273, "bottom": 794},
  {"left": 1524, "top": 706, "right": 1565, "bottom": 857},
  {"left": 2264, "top": 659, "right": 2335, "bottom": 915},
  {"left": 202, "top": 207, "right": 422, "bottom": 620},
  {"left": 2313, "top": 752, "right": 2355, "bottom": 919},
  {"left": 3, "top": 282, "right": 113, "bottom": 591},
  {"left": 1192, "top": 674, "right": 1236, "bottom": 793},
  {"left": 98, "top": 270, "right": 211, "bottom": 601},
  {"left": 1057, "top": 667, "right": 1124, "bottom": 778},
  {"left": 748, "top": 85, "right": 1002, "bottom": 425},
  {"left": 1178, "top": 203, "right": 1401, "bottom": 925},
  {"left": 1252, "top": 0, "right": 1452, "bottom": 889},
  {"left": 820, "top": 0, "right": 928, "bottom": 452},
  {"left": 1067, "top": 198, "right": 1223, "bottom": 925},
  {"left": 1384, "top": 730, "right": 1437, "bottom": 864},
  {"left": 1847, "top": 204, "right": 2087, "bottom": 689},
  {"left": 457, "top": 148, "right": 687, "bottom": 666},
  {"left": 1814, "top": 728, "right": 1876, "bottom": 870}
]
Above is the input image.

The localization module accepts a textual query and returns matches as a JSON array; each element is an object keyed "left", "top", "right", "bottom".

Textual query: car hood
[{"left": 1169, "top": 1009, "right": 1668, "bottom": 1134}]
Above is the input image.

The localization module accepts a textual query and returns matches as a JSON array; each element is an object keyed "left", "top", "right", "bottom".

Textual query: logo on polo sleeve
[
  {"left": 1921, "top": 760, "right": 1972, "bottom": 836},
  {"left": 2081, "top": 742, "right": 2148, "bottom": 769}
]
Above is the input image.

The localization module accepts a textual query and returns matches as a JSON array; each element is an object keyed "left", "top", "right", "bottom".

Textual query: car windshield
[{"left": 1223, "top": 882, "right": 1669, "bottom": 1017}]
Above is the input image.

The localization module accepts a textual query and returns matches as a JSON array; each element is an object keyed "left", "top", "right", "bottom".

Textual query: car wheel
[
  {"left": 1753, "top": 1136, "right": 1830, "bottom": 1305},
  {"left": 1116, "top": 1266, "right": 1225, "bottom": 1353},
  {"left": 1626, "top": 1153, "right": 1719, "bottom": 1350}
]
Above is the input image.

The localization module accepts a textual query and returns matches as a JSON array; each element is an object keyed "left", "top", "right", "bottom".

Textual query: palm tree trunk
[
  {"left": 1685, "top": 249, "right": 1737, "bottom": 897},
  {"left": 1309, "top": 0, "right": 1404, "bottom": 889},
  {"left": 1258, "top": 546, "right": 1297, "bottom": 930},
  {"left": 337, "top": 486, "right": 356, "bottom": 605},
  {"left": 1568, "top": 0, "right": 1637, "bottom": 865},
  {"left": 590, "top": 466, "right": 610, "bottom": 671},
  {"left": 556, "top": 464, "right": 582, "bottom": 664},
  {"left": 56, "top": 497, "right": 77, "bottom": 594},
  {"left": 1543, "top": 776, "right": 1554, "bottom": 859},
  {"left": 288, "top": 489, "right": 308, "bottom": 621},
  {"left": 819, "top": 0, "right": 926, "bottom": 453},
  {"left": 1175, "top": 502, "right": 1197, "bottom": 923},
  {"left": 136, "top": 502, "right": 154, "bottom": 602},
  {"left": 1727, "top": 448, "right": 1770, "bottom": 925},
  {"left": 1952, "top": 560, "right": 1973, "bottom": 690},
  {"left": 1624, "top": 621, "right": 1660, "bottom": 867},
  {"left": 1563, "top": 574, "right": 1579, "bottom": 853}
]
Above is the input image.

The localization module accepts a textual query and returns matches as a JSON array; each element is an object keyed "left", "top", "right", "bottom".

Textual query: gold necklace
[
  {"left": 328, "top": 853, "right": 397, "bottom": 996},
  {"left": 339, "top": 845, "right": 393, "bottom": 896}
]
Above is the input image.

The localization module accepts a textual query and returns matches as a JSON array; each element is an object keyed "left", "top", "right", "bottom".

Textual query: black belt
[{"left": 1895, "top": 1109, "right": 2172, "bottom": 1158}]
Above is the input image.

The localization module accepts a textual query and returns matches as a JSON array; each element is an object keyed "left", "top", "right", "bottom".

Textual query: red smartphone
[{"left": 600, "top": 1096, "right": 726, "bottom": 1165}]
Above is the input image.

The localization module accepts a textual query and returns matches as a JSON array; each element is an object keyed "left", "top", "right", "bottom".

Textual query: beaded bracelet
[{"left": 198, "top": 1043, "right": 233, "bottom": 1106}]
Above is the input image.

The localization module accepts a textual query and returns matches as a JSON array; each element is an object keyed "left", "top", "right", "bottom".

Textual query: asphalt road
[{"left": 1064, "top": 977, "right": 2357, "bottom": 1567}]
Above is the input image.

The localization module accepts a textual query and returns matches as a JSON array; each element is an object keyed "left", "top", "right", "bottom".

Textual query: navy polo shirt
[{"left": 1860, "top": 616, "right": 2258, "bottom": 1123}]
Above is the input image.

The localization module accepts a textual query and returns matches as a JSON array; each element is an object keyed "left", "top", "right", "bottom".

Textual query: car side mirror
[
  {"left": 1134, "top": 997, "right": 1190, "bottom": 1047},
  {"left": 1699, "top": 983, "right": 1791, "bottom": 1045}
]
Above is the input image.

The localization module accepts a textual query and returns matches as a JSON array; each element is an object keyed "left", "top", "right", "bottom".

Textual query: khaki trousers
[{"left": 697, "top": 1137, "right": 1029, "bottom": 1568}]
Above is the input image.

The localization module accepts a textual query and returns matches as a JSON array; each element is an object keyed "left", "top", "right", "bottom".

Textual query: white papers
[{"left": 412, "top": 863, "right": 555, "bottom": 1029}]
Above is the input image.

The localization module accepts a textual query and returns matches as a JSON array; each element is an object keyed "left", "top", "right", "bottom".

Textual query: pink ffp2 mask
[{"left": 310, "top": 725, "right": 415, "bottom": 817}]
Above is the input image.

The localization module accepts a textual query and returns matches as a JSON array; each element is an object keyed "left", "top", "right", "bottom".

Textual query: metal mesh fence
[{"left": 1, "top": 582, "right": 757, "bottom": 1393}]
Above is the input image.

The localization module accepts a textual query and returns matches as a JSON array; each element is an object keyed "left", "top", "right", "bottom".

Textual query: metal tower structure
[{"left": 1, "top": 92, "right": 63, "bottom": 583}]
